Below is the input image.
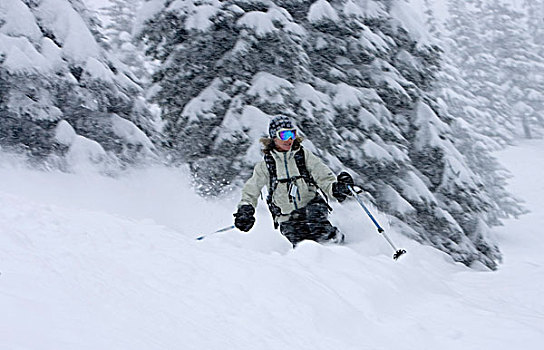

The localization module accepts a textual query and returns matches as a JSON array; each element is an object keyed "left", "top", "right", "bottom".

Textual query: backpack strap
[
  {"left": 264, "top": 152, "right": 282, "bottom": 228},
  {"left": 294, "top": 147, "right": 317, "bottom": 188},
  {"left": 264, "top": 146, "right": 331, "bottom": 228},
  {"left": 295, "top": 147, "right": 332, "bottom": 211}
]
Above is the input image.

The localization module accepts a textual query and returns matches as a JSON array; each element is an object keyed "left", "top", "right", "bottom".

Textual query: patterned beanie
[{"left": 269, "top": 116, "right": 294, "bottom": 138}]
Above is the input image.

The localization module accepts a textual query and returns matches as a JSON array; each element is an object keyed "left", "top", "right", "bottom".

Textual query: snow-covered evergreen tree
[
  {"left": 100, "top": 0, "right": 154, "bottom": 82},
  {"left": 137, "top": 0, "right": 523, "bottom": 268},
  {"left": 432, "top": 52, "right": 526, "bottom": 237},
  {"left": 521, "top": 0, "right": 544, "bottom": 133},
  {"left": 99, "top": 0, "right": 161, "bottom": 142},
  {"left": 445, "top": 0, "right": 544, "bottom": 142},
  {"left": 0, "top": 0, "right": 156, "bottom": 169},
  {"left": 427, "top": 0, "right": 527, "bottom": 241},
  {"left": 482, "top": 0, "right": 543, "bottom": 139},
  {"left": 524, "top": 0, "right": 544, "bottom": 52},
  {"left": 444, "top": 0, "right": 512, "bottom": 144}
]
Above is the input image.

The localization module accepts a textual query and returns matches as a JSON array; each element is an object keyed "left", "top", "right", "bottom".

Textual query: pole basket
[{"left": 393, "top": 249, "right": 407, "bottom": 260}]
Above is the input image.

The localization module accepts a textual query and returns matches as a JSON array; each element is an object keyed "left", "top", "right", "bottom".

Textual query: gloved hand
[
  {"left": 332, "top": 171, "right": 354, "bottom": 202},
  {"left": 233, "top": 205, "right": 255, "bottom": 232}
]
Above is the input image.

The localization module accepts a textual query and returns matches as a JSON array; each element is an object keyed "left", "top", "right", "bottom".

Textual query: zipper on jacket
[{"left": 283, "top": 152, "right": 299, "bottom": 210}]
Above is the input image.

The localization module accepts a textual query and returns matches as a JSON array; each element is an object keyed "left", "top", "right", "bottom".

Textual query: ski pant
[{"left": 279, "top": 196, "right": 338, "bottom": 246}]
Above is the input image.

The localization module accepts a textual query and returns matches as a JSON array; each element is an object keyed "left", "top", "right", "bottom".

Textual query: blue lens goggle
[{"left": 277, "top": 128, "right": 296, "bottom": 141}]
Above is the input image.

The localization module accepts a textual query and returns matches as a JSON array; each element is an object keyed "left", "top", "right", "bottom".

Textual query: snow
[
  {"left": 237, "top": 11, "right": 277, "bottom": 37},
  {"left": 54, "top": 120, "right": 110, "bottom": 170},
  {"left": 111, "top": 115, "right": 154, "bottom": 148},
  {"left": 442, "top": 154, "right": 477, "bottom": 188},
  {"left": 1, "top": 0, "right": 115, "bottom": 73},
  {"left": 84, "top": 57, "right": 115, "bottom": 83},
  {"left": 35, "top": 0, "right": 100, "bottom": 62},
  {"left": 216, "top": 103, "right": 270, "bottom": 163},
  {"left": 295, "top": 83, "right": 332, "bottom": 112},
  {"left": 343, "top": 0, "right": 366, "bottom": 19},
  {"left": 390, "top": 0, "right": 436, "bottom": 46},
  {"left": 82, "top": 0, "right": 112, "bottom": 12},
  {"left": 359, "top": 25, "right": 390, "bottom": 53},
  {"left": 65, "top": 135, "right": 108, "bottom": 168},
  {"left": 247, "top": 72, "right": 294, "bottom": 105},
  {"left": 284, "top": 21, "right": 306, "bottom": 37},
  {"left": 185, "top": 5, "right": 220, "bottom": 32},
  {"left": 333, "top": 83, "right": 381, "bottom": 108},
  {"left": 55, "top": 120, "right": 77, "bottom": 146},
  {"left": 413, "top": 101, "right": 450, "bottom": 150},
  {"left": 0, "top": 0, "right": 42, "bottom": 42},
  {"left": 1, "top": 136, "right": 543, "bottom": 349},
  {"left": 237, "top": 6, "right": 297, "bottom": 37},
  {"left": 41, "top": 37, "right": 64, "bottom": 69},
  {"left": 133, "top": 0, "right": 166, "bottom": 36},
  {"left": 362, "top": 139, "right": 394, "bottom": 161},
  {"left": 0, "top": 34, "right": 51, "bottom": 73},
  {"left": 382, "top": 184, "right": 416, "bottom": 215},
  {"left": 308, "top": 0, "right": 340, "bottom": 23},
  {"left": 357, "top": 107, "right": 380, "bottom": 128},
  {"left": 398, "top": 171, "right": 436, "bottom": 205},
  {"left": 350, "top": 0, "right": 388, "bottom": 18},
  {"left": 183, "top": 78, "right": 230, "bottom": 122}
]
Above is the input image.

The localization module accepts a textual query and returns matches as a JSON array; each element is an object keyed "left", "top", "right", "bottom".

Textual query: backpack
[{"left": 264, "top": 146, "right": 328, "bottom": 227}]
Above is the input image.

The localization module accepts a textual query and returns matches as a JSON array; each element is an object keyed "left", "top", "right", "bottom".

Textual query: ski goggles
[{"left": 276, "top": 128, "right": 297, "bottom": 141}]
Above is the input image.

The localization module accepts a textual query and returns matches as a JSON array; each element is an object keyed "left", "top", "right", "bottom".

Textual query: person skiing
[{"left": 233, "top": 115, "right": 355, "bottom": 246}]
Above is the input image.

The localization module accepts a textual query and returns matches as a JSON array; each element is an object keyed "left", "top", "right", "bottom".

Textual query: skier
[{"left": 233, "top": 115, "right": 355, "bottom": 246}]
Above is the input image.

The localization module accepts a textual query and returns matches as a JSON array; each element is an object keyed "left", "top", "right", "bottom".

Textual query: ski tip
[
  {"left": 393, "top": 249, "right": 407, "bottom": 260},
  {"left": 196, "top": 236, "right": 205, "bottom": 241}
]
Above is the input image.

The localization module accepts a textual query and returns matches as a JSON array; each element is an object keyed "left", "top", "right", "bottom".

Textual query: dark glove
[
  {"left": 332, "top": 171, "right": 354, "bottom": 202},
  {"left": 234, "top": 205, "right": 255, "bottom": 232}
]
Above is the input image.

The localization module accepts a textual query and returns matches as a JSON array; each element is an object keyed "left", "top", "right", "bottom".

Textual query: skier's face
[{"left": 275, "top": 137, "right": 293, "bottom": 152}]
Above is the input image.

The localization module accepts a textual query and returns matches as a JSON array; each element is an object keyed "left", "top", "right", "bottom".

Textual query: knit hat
[{"left": 268, "top": 116, "right": 294, "bottom": 138}]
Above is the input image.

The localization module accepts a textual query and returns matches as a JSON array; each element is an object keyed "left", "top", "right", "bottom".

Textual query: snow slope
[{"left": 1, "top": 140, "right": 543, "bottom": 349}]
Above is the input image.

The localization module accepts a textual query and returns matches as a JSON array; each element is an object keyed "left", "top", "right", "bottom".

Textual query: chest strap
[{"left": 264, "top": 147, "right": 322, "bottom": 228}]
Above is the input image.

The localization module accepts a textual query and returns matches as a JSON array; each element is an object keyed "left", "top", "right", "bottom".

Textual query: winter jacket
[{"left": 239, "top": 144, "right": 337, "bottom": 224}]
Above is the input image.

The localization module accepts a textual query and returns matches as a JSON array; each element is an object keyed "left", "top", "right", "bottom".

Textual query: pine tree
[
  {"left": 522, "top": 0, "right": 544, "bottom": 132},
  {"left": 100, "top": 0, "right": 152, "bottom": 80},
  {"left": 481, "top": 1, "right": 543, "bottom": 139},
  {"left": 446, "top": 0, "right": 544, "bottom": 141},
  {"left": 524, "top": 0, "right": 544, "bottom": 52},
  {"left": 139, "top": 0, "right": 310, "bottom": 191},
  {"left": 0, "top": 0, "right": 156, "bottom": 168},
  {"left": 99, "top": 0, "right": 160, "bottom": 140},
  {"left": 138, "top": 0, "right": 522, "bottom": 268},
  {"left": 431, "top": 42, "right": 526, "bottom": 240}
]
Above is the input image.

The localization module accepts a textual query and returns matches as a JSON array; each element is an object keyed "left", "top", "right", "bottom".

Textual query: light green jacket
[{"left": 239, "top": 146, "right": 337, "bottom": 223}]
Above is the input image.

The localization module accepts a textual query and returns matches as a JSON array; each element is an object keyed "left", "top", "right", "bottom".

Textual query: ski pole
[
  {"left": 348, "top": 185, "right": 407, "bottom": 260},
  {"left": 196, "top": 225, "right": 236, "bottom": 241}
]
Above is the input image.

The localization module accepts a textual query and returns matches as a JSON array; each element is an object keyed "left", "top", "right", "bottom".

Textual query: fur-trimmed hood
[{"left": 259, "top": 136, "right": 304, "bottom": 154}]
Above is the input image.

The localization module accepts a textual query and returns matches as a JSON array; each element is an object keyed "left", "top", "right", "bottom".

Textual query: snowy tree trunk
[{"left": 522, "top": 114, "right": 533, "bottom": 139}]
